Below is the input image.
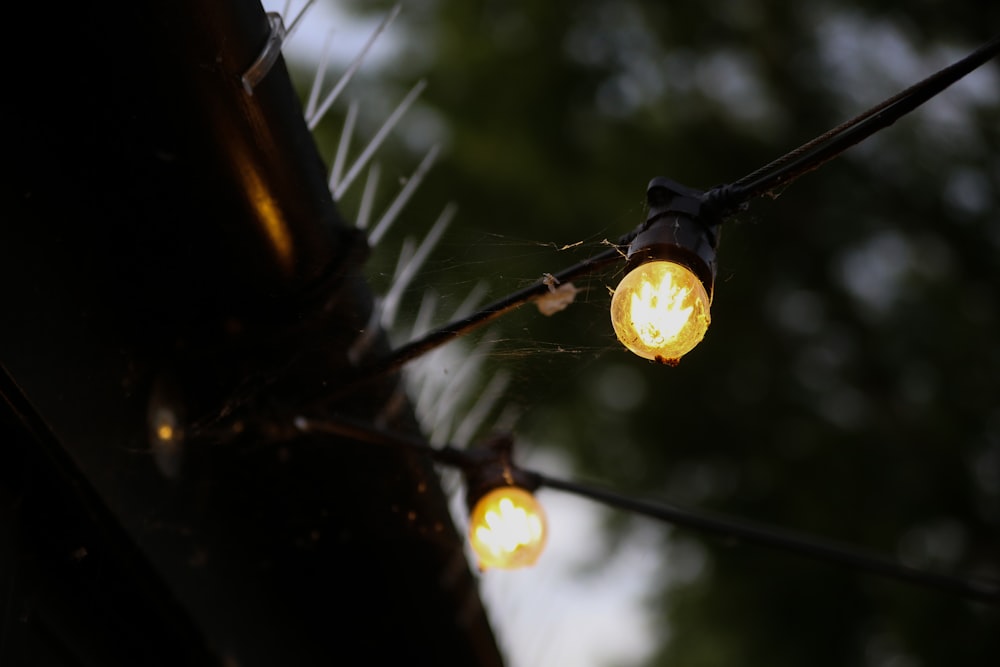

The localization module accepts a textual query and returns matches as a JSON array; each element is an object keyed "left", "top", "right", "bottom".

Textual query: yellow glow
[
  {"left": 242, "top": 165, "right": 294, "bottom": 272},
  {"left": 610, "top": 260, "right": 711, "bottom": 364},
  {"left": 156, "top": 423, "right": 175, "bottom": 441},
  {"left": 468, "top": 486, "right": 547, "bottom": 570},
  {"left": 226, "top": 119, "right": 295, "bottom": 273}
]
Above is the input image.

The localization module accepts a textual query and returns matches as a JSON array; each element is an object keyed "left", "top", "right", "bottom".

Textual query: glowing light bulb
[
  {"left": 610, "top": 259, "right": 711, "bottom": 364},
  {"left": 468, "top": 486, "right": 547, "bottom": 570},
  {"left": 156, "top": 423, "right": 175, "bottom": 441}
]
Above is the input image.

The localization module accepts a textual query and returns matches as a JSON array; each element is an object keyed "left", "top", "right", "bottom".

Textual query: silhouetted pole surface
[{"left": 1, "top": 3, "right": 502, "bottom": 666}]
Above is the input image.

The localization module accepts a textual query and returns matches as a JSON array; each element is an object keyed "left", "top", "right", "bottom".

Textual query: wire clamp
[{"left": 241, "top": 12, "right": 287, "bottom": 95}]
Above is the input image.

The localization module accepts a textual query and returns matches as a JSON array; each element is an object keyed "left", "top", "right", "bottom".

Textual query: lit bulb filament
[
  {"left": 610, "top": 260, "right": 711, "bottom": 363},
  {"left": 475, "top": 498, "right": 544, "bottom": 558},
  {"left": 630, "top": 275, "right": 694, "bottom": 347}
]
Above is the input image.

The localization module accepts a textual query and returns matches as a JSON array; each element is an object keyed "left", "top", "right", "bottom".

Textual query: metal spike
[
  {"left": 429, "top": 339, "right": 495, "bottom": 445},
  {"left": 369, "top": 144, "right": 441, "bottom": 245},
  {"left": 329, "top": 100, "right": 358, "bottom": 196},
  {"left": 451, "top": 370, "right": 511, "bottom": 448},
  {"left": 305, "top": 29, "right": 335, "bottom": 120},
  {"left": 451, "top": 282, "right": 490, "bottom": 320},
  {"left": 379, "top": 203, "right": 455, "bottom": 317},
  {"left": 346, "top": 298, "right": 384, "bottom": 366},
  {"left": 333, "top": 79, "right": 428, "bottom": 200},
  {"left": 307, "top": 3, "right": 402, "bottom": 130},
  {"left": 410, "top": 289, "right": 439, "bottom": 339},
  {"left": 355, "top": 163, "right": 381, "bottom": 230},
  {"left": 284, "top": 0, "right": 316, "bottom": 41}
]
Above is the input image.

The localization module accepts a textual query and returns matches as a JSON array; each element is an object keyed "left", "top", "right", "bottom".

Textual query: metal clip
[{"left": 241, "top": 12, "right": 287, "bottom": 95}]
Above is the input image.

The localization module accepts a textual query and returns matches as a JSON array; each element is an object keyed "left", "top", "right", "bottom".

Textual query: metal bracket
[{"left": 241, "top": 12, "right": 287, "bottom": 95}]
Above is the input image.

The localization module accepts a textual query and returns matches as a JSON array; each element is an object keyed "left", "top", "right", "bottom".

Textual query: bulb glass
[
  {"left": 468, "top": 486, "right": 547, "bottom": 570},
  {"left": 611, "top": 260, "right": 711, "bottom": 363}
]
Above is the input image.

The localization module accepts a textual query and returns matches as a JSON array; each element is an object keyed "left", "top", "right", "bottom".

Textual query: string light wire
[
  {"left": 283, "top": 18, "right": 1000, "bottom": 605},
  {"left": 363, "top": 33, "right": 1000, "bottom": 377},
  {"left": 363, "top": 243, "right": 629, "bottom": 379},
  {"left": 294, "top": 415, "right": 1000, "bottom": 604},
  {"left": 707, "top": 32, "right": 1000, "bottom": 212}
]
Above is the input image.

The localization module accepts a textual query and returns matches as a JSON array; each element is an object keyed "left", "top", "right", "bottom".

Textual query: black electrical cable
[
  {"left": 530, "top": 471, "right": 1000, "bottom": 604},
  {"left": 296, "top": 414, "right": 469, "bottom": 469},
  {"left": 296, "top": 415, "right": 1000, "bottom": 605},
  {"left": 362, "top": 35, "right": 1000, "bottom": 379},
  {"left": 706, "top": 33, "right": 1000, "bottom": 213},
  {"left": 361, "top": 243, "right": 628, "bottom": 379},
  {"left": 302, "top": 41, "right": 1000, "bottom": 603}
]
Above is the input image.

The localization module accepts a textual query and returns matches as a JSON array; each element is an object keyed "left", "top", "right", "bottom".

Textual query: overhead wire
[
  {"left": 295, "top": 414, "right": 1000, "bottom": 605},
  {"left": 364, "top": 34, "right": 1000, "bottom": 379},
  {"left": 706, "top": 32, "right": 1000, "bottom": 213},
  {"left": 284, "top": 23, "right": 1000, "bottom": 605}
]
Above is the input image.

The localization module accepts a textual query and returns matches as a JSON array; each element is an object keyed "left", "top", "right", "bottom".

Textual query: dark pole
[{"left": 2, "top": 2, "right": 502, "bottom": 666}]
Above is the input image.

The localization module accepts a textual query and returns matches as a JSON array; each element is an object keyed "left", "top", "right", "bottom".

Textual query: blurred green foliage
[{"left": 302, "top": 1, "right": 1000, "bottom": 665}]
